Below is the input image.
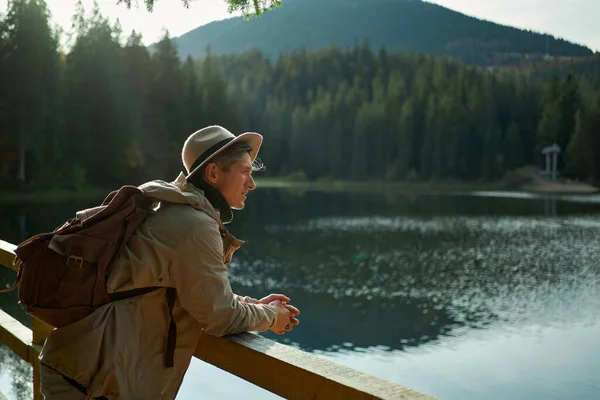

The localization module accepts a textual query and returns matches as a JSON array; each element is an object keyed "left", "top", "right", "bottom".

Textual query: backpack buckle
[{"left": 66, "top": 255, "right": 84, "bottom": 269}]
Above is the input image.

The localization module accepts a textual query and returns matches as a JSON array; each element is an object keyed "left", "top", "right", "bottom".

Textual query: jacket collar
[
  {"left": 138, "top": 172, "right": 226, "bottom": 230},
  {"left": 185, "top": 176, "right": 234, "bottom": 224},
  {"left": 138, "top": 174, "right": 245, "bottom": 253}
]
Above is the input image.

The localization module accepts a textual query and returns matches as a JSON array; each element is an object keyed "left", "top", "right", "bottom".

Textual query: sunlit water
[{"left": 1, "top": 188, "right": 599, "bottom": 399}]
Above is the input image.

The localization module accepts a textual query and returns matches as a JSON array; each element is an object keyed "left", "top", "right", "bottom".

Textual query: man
[{"left": 39, "top": 125, "right": 300, "bottom": 399}]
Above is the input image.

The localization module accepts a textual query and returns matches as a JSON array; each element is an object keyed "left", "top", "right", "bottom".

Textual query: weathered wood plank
[
  {"left": 195, "top": 332, "right": 434, "bottom": 400},
  {"left": 0, "top": 240, "right": 16, "bottom": 271},
  {"left": 0, "top": 309, "right": 32, "bottom": 363}
]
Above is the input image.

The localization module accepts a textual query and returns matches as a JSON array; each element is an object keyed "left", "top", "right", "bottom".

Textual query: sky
[
  {"left": 0, "top": 0, "right": 598, "bottom": 51},
  {"left": 430, "top": 0, "right": 599, "bottom": 52}
]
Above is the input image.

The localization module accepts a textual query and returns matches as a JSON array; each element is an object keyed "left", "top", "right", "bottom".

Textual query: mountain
[
  {"left": 525, "top": 54, "right": 600, "bottom": 86},
  {"left": 167, "top": 0, "right": 593, "bottom": 66}
]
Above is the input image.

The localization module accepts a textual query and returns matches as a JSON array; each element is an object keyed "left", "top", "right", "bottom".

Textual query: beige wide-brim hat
[{"left": 182, "top": 125, "right": 263, "bottom": 180}]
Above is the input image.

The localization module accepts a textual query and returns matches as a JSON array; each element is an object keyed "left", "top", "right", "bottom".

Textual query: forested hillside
[
  {"left": 1, "top": 0, "right": 599, "bottom": 191},
  {"left": 523, "top": 54, "right": 600, "bottom": 88},
  {"left": 218, "top": 46, "right": 600, "bottom": 182},
  {"left": 170, "top": 0, "right": 593, "bottom": 67}
]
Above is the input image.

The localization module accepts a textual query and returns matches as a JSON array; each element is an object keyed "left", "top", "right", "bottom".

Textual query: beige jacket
[{"left": 39, "top": 174, "right": 278, "bottom": 399}]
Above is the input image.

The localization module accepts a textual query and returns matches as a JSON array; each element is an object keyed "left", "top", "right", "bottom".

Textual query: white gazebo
[{"left": 541, "top": 143, "right": 561, "bottom": 181}]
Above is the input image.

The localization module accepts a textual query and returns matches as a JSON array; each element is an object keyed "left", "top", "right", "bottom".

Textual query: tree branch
[{"left": 115, "top": 0, "right": 282, "bottom": 16}]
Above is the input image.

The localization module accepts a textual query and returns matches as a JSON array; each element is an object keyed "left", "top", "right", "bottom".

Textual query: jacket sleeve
[
  {"left": 170, "top": 222, "right": 277, "bottom": 336},
  {"left": 234, "top": 294, "right": 259, "bottom": 304}
]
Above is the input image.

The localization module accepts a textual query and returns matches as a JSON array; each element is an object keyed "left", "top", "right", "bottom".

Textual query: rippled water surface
[{"left": 1, "top": 189, "right": 600, "bottom": 399}]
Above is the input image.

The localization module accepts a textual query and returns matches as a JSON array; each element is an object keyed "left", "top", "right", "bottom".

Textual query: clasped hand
[{"left": 258, "top": 294, "right": 300, "bottom": 335}]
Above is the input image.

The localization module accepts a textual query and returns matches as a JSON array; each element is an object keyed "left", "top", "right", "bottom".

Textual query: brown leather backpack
[
  {"left": 1, "top": 185, "right": 155, "bottom": 324},
  {"left": 1, "top": 185, "right": 177, "bottom": 367}
]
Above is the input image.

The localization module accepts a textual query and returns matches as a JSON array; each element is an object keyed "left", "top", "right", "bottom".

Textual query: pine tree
[
  {"left": 182, "top": 56, "right": 203, "bottom": 135},
  {"left": 147, "top": 31, "right": 184, "bottom": 179},
  {"left": 504, "top": 121, "right": 524, "bottom": 170},
  {"left": 198, "top": 47, "right": 242, "bottom": 133},
  {"left": 565, "top": 108, "right": 595, "bottom": 181},
  {"left": 289, "top": 106, "right": 310, "bottom": 177},
  {"left": 589, "top": 94, "right": 600, "bottom": 182},
  {"left": 117, "top": 0, "right": 281, "bottom": 17},
  {"left": 352, "top": 106, "right": 369, "bottom": 180},
  {"left": 122, "top": 30, "right": 152, "bottom": 182},
  {"left": 420, "top": 95, "right": 438, "bottom": 180},
  {"left": 481, "top": 126, "right": 505, "bottom": 180},
  {"left": 63, "top": 3, "right": 130, "bottom": 186},
  {"left": 556, "top": 74, "right": 581, "bottom": 152},
  {"left": 391, "top": 98, "right": 414, "bottom": 180},
  {"left": 2, "top": 0, "right": 60, "bottom": 184}
]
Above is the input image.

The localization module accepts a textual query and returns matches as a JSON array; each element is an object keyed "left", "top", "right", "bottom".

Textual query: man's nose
[{"left": 247, "top": 175, "right": 256, "bottom": 191}]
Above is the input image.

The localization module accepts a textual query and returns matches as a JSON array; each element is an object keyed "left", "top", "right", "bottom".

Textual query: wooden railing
[{"left": 0, "top": 239, "right": 433, "bottom": 399}]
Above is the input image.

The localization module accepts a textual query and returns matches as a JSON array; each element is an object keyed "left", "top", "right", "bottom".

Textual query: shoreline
[
  {"left": 254, "top": 177, "right": 599, "bottom": 194},
  {"left": 520, "top": 180, "right": 599, "bottom": 194},
  {"left": 0, "top": 178, "right": 597, "bottom": 204},
  {"left": 0, "top": 186, "right": 112, "bottom": 204}
]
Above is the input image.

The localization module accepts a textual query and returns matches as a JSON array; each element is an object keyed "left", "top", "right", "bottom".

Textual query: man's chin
[{"left": 231, "top": 202, "right": 245, "bottom": 211}]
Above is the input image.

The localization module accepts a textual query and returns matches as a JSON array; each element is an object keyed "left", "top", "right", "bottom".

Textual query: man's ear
[{"left": 204, "top": 162, "right": 219, "bottom": 186}]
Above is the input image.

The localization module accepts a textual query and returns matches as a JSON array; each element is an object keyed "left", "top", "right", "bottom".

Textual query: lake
[{"left": 1, "top": 186, "right": 600, "bottom": 399}]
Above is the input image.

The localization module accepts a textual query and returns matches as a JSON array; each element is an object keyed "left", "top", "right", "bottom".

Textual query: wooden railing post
[
  {"left": 32, "top": 318, "right": 53, "bottom": 345},
  {"left": 32, "top": 356, "right": 43, "bottom": 400},
  {"left": 31, "top": 318, "right": 52, "bottom": 400}
]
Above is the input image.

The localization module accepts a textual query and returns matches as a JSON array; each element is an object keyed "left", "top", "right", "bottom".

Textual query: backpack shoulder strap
[
  {"left": 0, "top": 263, "right": 21, "bottom": 293},
  {"left": 165, "top": 287, "right": 177, "bottom": 368}
]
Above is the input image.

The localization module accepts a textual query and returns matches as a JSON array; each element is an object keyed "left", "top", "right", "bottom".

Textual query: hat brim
[{"left": 186, "top": 132, "right": 263, "bottom": 180}]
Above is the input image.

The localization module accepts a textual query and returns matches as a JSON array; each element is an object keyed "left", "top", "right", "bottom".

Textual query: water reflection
[
  {"left": 231, "top": 211, "right": 600, "bottom": 351},
  {"left": 544, "top": 196, "right": 557, "bottom": 216},
  {"left": 0, "top": 344, "right": 32, "bottom": 400},
  {"left": 257, "top": 290, "right": 458, "bottom": 353},
  {"left": 0, "top": 198, "right": 101, "bottom": 246},
  {"left": 1, "top": 188, "right": 600, "bottom": 399}
]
